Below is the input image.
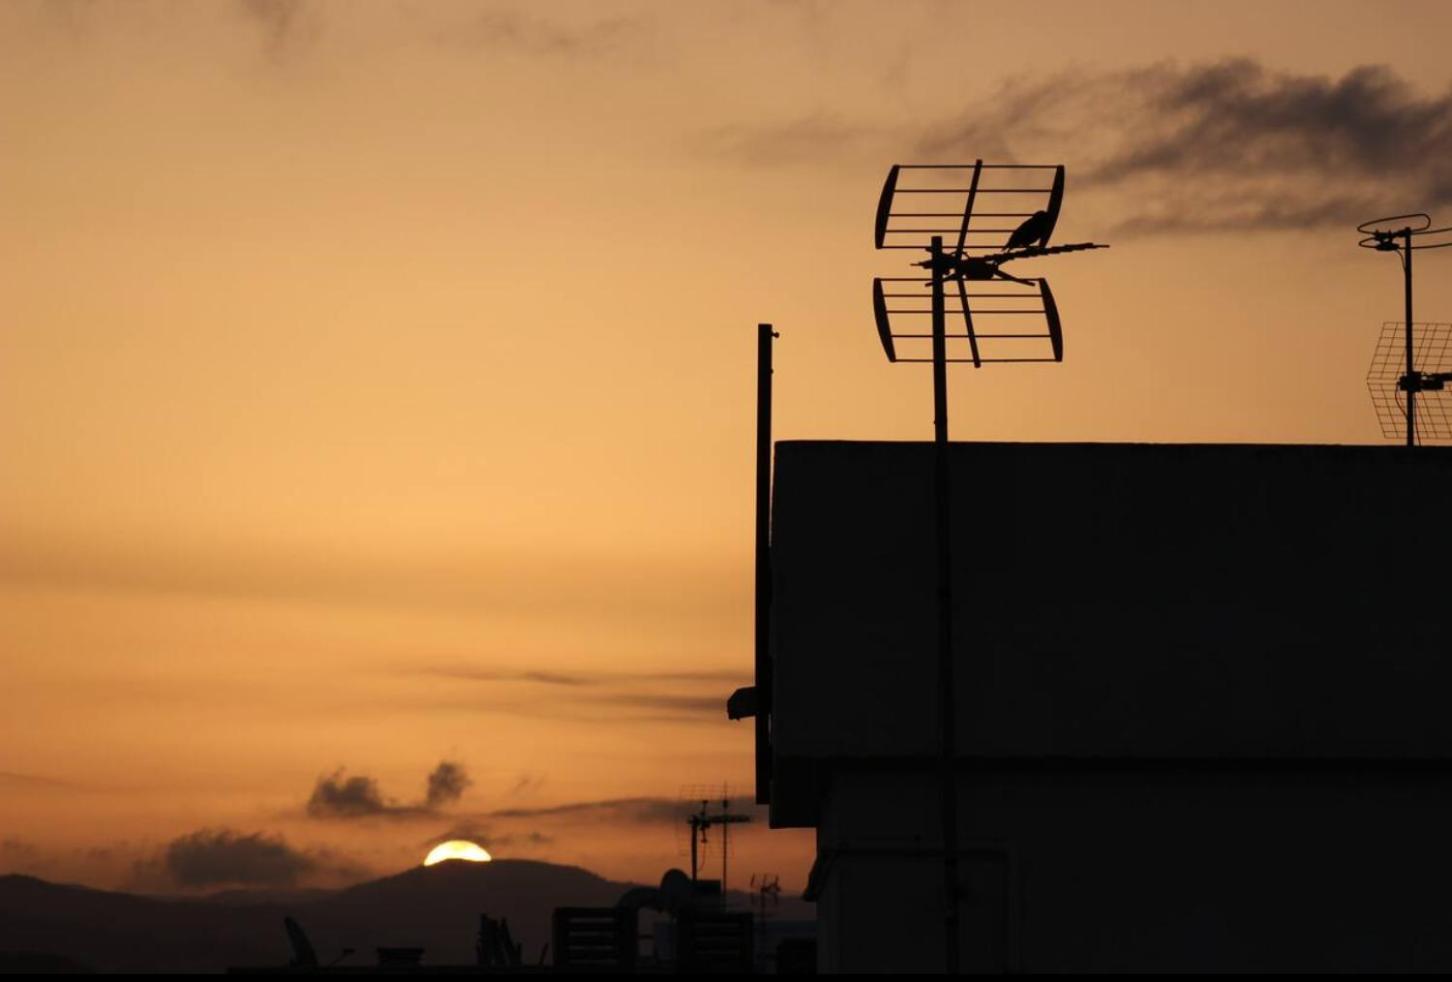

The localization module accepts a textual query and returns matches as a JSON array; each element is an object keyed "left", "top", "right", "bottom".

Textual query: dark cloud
[
  {"left": 163, "top": 828, "right": 313, "bottom": 888},
  {"left": 307, "top": 770, "right": 402, "bottom": 819},
  {"left": 425, "top": 761, "right": 470, "bottom": 809},
  {"left": 699, "top": 59, "right": 1452, "bottom": 236},
  {"left": 306, "top": 760, "right": 471, "bottom": 820},
  {"left": 918, "top": 59, "right": 1452, "bottom": 234}
]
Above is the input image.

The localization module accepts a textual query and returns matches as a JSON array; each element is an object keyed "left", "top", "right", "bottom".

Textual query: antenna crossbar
[{"left": 895, "top": 163, "right": 1060, "bottom": 169}]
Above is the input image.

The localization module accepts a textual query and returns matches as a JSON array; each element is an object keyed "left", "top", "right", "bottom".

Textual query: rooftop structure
[{"left": 756, "top": 440, "right": 1452, "bottom": 972}]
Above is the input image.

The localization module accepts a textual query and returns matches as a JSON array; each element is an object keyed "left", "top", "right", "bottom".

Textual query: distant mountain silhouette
[
  {"left": 0, "top": 861, "right": 808, "bottom": 972},
  {"left": 198, "top": 885, "right": 335, "bottom": 906},
  {"left": 0, "top": 874, "right": 280, "bottom": 972}
]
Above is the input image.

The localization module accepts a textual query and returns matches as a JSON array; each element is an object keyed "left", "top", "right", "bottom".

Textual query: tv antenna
[
  {"left": 749, "top": 873, "right": 781, "bottom": 949},
  {"left": 749, "top": 873, "right": 780, "bottom": 920},
  {"left": 1357, "top": 214, "right": 1452, "bottom": 445},
  {"left": 680, "top": 787, "right": 751, "bottom": 894},
  {"left": 873, "top": 161, "right": 1106, "bottom": 974}
]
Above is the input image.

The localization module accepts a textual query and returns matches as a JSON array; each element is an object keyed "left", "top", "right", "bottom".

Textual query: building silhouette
[{"left": 753, "top": 440, "right": 1452, "bottom": 972}]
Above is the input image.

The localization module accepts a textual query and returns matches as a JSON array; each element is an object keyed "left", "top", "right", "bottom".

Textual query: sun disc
[{"left": 423, "top": 840, "right": 492, "bottom": 866}]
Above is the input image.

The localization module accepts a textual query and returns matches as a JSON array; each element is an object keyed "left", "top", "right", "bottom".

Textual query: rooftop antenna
[
  {"left": 749, "top": 873, "right": 781, "bottom": 923},
  {"left": 873, "top": 161, "right": 1107, "bottom": 974},
  {"left": 683, "top": 790, "right": 751, "bottom": 893},
  {"left": 1357, "top": 214, "right": 1452, "bottom": 445},
  {"left": 749, "top": 872, "right": 781, "bottom": 959}
]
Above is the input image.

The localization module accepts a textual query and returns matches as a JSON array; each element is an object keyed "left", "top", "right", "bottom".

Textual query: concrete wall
[
  {"left": 769, "top": 442, "right": 1452, "bottom": 825},
  {"left": 768, "top": 442, "right": 1452, "bottom": 970},
  {"left": 814, "top": 765, "right": 1452, "bottom": 972}
]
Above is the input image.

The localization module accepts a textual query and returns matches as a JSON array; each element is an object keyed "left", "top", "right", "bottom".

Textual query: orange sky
[{"left": 4, "top": 0, "right": 1452, "bottom": 895}]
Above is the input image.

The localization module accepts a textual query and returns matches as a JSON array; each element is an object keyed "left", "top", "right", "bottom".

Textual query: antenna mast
[
  {"left": 873, "top": 161, "right": 1106, "bottom": 973},
  {"left": 1357, "top": 214, "right": 1452, "bottom": 445},
  {"left": 686, "top": 795, "right": 751, "bottom": 894}
]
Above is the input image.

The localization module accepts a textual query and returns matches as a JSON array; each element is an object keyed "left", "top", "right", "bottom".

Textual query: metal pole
[
  {"left": 930, "top": 236, "right": 961, "bottom": 973},
  {"left": 755, "top": 324, "right": 775, "bottom": 803},
  {"left": 722, "top": 801, "right": 729, "bottom": 895},
  {"left": 690, "top": 815, "right": 699, "bottom": 883},
  {"left": 1405, "top": 229, "right": 1416, "bottom": 447}
]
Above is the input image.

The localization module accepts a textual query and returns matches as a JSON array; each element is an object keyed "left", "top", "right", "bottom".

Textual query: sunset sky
[{"left": 5, "top": 0, "right": 1452, "bottom": 895}]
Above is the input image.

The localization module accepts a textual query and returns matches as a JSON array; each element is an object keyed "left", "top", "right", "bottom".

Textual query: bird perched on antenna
[{"left": 1005, "top": 209, "right": 1052, "bottom": 250}]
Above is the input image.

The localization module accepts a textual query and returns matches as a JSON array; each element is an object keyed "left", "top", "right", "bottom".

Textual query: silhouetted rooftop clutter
[{"left": 215, "top": 860, "right": 793, "bottom": 974}]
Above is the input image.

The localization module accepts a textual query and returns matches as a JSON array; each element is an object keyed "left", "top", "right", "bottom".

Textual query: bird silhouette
[{"left": 1005, "top": 210, "right": 1052, "bottom": 251}]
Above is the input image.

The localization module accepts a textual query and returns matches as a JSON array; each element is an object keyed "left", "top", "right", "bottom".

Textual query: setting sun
[{"left": 423, "top": 840, "right": 493, "bottom": 866}]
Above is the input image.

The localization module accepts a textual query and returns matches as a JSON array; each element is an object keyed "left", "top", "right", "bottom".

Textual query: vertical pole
[
  {"left": 1404, "top": 230, "right": 1416, "bottom": 447},
  {"left": 930, "top": 236, "right": 961, "bottom": 973},
  {"left": 755, "top": 325, "right": 775, "bottom": 803},
  {"left": 690, "top": 815, "right": 699, "bottom": 883},
  {"left": 722, "top": 801, "right": 729, "bottom": 895}
]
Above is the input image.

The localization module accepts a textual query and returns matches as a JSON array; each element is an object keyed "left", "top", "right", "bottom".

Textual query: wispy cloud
[
  {"left": 237, "top": 0, "right": 311, "bottom": 53},
  {"left": 416, "top": 665, "right": 744, "bottom": 687},
  {"left": 697, "top": 113, "right": 877, "bottom": 167},
  {"left": 484, "top": 796, "right": 686, "bottom": 824},
  {"left": 0, "top": 769, "right": 88, "bottom": 791},
  {"left": 422, "top": 821, "right": 554, "bottom": 850},
  {"left": 434, "top": 6, "right": 643, "bottom": 58},
  {"left": 510, "top": 772, "right": 545, "bottom": 796},
  {"left": 1, "top": 837, "right": 40, "bottom": 863},
  {"left": 482, "top": 794, "right": 764, "bottom": 825},
  {"left": 587, "top": 693, "right": 729, "bottom": 714},
  {"left": 699, "top": 59, "right": 1452, "bottom": 236},
  {"left": 415, "top": 792, "right": 753, "bottom": 855},
  {"left": 425, "top": 668, "right": 595, "bottom": 687},
  {"left": 403, "top": 663, "right": 745, "bottom": 725},
  {"left": 919, "top": 59, "right": 1452, "bottom": 234}
]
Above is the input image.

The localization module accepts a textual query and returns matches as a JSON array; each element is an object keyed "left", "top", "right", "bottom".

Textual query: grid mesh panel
[
  {"left": 1367, "top": 321, "right": 1452, "bottom": 442},
  {"left": 879, "top": 164, "right": 1059, "bottom": 252},
  {"left": 880, "top": 277, "right": 1060, "bottom": 363}
]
